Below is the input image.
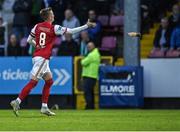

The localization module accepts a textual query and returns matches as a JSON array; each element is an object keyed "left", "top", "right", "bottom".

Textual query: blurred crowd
[
  {"left": 0, "top": 0, "right": 124, "bottom": 57},
  {"left": 149, "top": 1, "right": 180, "bottom": 57}
]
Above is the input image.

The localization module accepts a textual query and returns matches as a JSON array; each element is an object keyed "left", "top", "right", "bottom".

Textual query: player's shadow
[
  {"left": 20, "top": 115, "right": 55, "bottom": 118},
  {"left": 20, "top": 115, "right": 43, "bottom": 118}
]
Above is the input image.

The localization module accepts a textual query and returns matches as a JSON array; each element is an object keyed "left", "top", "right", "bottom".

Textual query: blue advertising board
[
  {"left": 0, "top": 57, "right": 72, "bottom": 95},
  {"left": 99, "top": 66, "right": 143, "bottom": 108}
]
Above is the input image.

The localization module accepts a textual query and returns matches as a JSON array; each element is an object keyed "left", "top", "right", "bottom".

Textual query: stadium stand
[
  {"left": 147, "top": 2, "right": 180, "bottom": 58},
  {"left": 99, "top": 36, "right": 117, "bottom": 56},
  {"left": 141, "top": 23, "right": 159, "bottom": 58}
]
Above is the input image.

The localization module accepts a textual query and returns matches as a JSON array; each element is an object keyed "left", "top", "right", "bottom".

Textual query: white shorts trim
[{"left": 31, "top": 56, "right": 51, "bottom": 79}]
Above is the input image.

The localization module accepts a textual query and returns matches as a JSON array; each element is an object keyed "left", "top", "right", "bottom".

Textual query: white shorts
[{"left": 31, "top": 56, "right": 51, "bottom": 79}]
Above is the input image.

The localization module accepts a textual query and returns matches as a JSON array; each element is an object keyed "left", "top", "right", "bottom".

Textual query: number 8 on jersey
[{"left": 39, "top": 32, "right": 46, "bottom": 48}]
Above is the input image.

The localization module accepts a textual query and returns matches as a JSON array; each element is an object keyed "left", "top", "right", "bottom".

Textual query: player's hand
[{"left": 86, "top": 19, "right": 96, "bottom": 28}]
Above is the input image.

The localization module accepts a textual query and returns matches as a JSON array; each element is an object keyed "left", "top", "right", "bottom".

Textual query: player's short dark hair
[{"left": 40, "top": 7, "right": 52, "bottom": 21}]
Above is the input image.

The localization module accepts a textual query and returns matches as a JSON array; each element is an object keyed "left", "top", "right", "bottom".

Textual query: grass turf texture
[{"left": 0, "top": 110, "right": 179, "bottom": 131}]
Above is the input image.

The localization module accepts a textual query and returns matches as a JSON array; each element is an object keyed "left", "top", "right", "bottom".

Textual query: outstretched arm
[
  {"left": 66, "top": 24, "right": 88, "bottom": 34},
  {"left": 54, "top": 19, "right": 96, "bottom": 35}
]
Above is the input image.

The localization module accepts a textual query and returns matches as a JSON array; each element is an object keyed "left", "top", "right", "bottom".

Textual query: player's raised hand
[{"left": 86, "top": 19, "right": 96, "bottom": 28}]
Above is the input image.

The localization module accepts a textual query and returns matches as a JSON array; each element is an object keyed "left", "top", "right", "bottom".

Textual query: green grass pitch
[{"left": 0, "top": 109, "right": 180, "bottom": 131}]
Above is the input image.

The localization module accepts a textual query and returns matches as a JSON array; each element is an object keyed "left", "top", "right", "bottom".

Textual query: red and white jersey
[{"left": 30, "top": 22, "right": 67, "bottom": 59}]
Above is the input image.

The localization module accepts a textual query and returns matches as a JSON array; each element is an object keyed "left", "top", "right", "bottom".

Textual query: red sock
[
  {"left": 18, "top": 79, "right": 38, "bottom": 101},
  {"left": 42, "top": 79, "right": 53, "bottom": 104}
]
